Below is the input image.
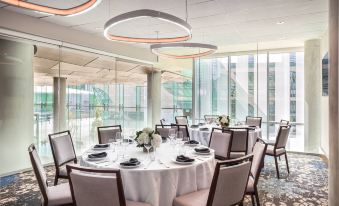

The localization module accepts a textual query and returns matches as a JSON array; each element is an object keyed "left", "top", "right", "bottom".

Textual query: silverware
[{"left": 158, "top": 159, "right": 170, "bottom": 168}]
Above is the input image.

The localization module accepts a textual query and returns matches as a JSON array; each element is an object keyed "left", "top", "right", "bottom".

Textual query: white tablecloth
[
  {"left": 80, "top": 143, "right": 215, "bottom": 206},
  {"left": 188, "top": 125, "right": 262, "bottom": 153}
]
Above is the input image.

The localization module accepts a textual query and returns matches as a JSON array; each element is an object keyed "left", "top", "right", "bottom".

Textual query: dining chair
[
  {"left": 279, "top": 119, "right": 290, "bottom": 126},
  {"left": 229, "top": 128, "right": 250, "bottom": 159},
  {"left": 204, "top": 115, "right": 219, "bottom": 123},
  {"left": 265, "top": 125, "right": 291, "bottom": 178},
  {"left": 246, "top": 140, "right": 267, "bottom": 206},
  {"left": 175, "top": 116, "right": 189, "bottom": 126},
  {"left": 245, "top": 116, "right": 262, "bottom": 128},
  {"left": 173, "top": 155, "right": 253, "bottom": 206},
  {"left": 28, "top": 144, "right": 73, "bottom": 206},
  {"left": 171, "top": 123, "right": 190, "bottom": 141},
  {"left": 160, "top": 119, "right": 166, "bottom": 127},
  {"left": 66, "top": 165, "right": 151, "bottom": 206},
  {"left": 49, "top": 130, "right": 77, "bottom": 185},
  {"left": 208, "top": 128, "right": 233, "bottom": 160},
  {"left": 155, "top": 124, "right": 179, "bottom": 141},
  {"left": 97, "top": 125, "right": 122, "bottom": 144}
]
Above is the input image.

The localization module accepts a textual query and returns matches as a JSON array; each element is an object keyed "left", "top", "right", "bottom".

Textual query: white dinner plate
[
  {"left": 194, "top": 151, "right": 211, "bottom": 155},
  {"left": 172, "top": 158, "right": 195, "bottom": 165},
  {"left": 86, "top": 157, "right": 107, "bottom": 161},
  {"left": 92, "top": 145, "right": 110, "bottom": 151},
  {"left": 119, "top": 164, "right": 141, "bottom": 169}
]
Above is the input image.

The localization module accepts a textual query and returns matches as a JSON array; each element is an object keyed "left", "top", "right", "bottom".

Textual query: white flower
[
  {"left": 142, "top": 127, "right": 153, "bottom": 134},
  {"left": 138, "top": 132, "right": 149, "bottom": 145},
  {"left": 151, "top": 134, "right": 162, "bottom": 148}
]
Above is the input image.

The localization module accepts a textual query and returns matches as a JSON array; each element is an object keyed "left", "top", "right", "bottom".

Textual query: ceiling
[
  {"left": 33, "top": 45, "right": 186, "bottom": 86},
  {"left": 0, "top": 0, "right": 328, "bottom": 53}
]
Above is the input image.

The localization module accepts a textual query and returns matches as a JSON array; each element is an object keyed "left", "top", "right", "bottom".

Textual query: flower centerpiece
[
  {"left": 217, "top": 115, "right": 230, "bottom": 128},
  {"left": 135, "top": 127, "right": 162, "bottom": 152}
]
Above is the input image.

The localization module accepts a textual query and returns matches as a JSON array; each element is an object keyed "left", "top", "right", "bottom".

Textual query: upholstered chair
[
  {"left": 279, "top": 119, "right": 290, "bottom": 126},
  {"left": 265, "top": 125, "right": 291, "bottom": 178},
  {"left": 171, "top": 123, "right": 190, "bottom": 141},
  {"left": 97, "top": 125, "right": 122, "bottom": 144},
  {"left": 204, "top": 115, "right": 219, "bottom": 124},
  {"left": 246, "top": 140, "right": 267, "bottom": 206},
  {"left": 66, "top": 165, "right": 151, "bottom": 206},
  {"left": 208, "top": 128, "right": 233, "bottom": 160},
  {"left": 245, "top": 116, "right": 262, "bottom": 128},
  {"left": 49, "top": 130, "right": 77, "bottom": 185},
  {"left": 155, "top": 124, "right": 179, "bottom": 141},
  {"left": 175, "top": 116, "right": 189, "bottom": 126},
  {"left": 28, "top": 144, "right": 73, "bottom": 206},
  {"left": 173, "top": 155, "right": 253, "bottom": 206}
]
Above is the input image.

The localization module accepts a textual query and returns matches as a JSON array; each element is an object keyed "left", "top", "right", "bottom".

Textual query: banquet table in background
[
  {"left": 188, "top": 125, "right": 262, "bottom": 153},
  {"left": 80, "top": 143, "right": 215, "bottom": 206}
]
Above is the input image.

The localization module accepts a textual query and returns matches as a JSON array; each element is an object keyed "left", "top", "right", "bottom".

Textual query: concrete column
[
  {"left": 304, "top": 39, "right": 322, "bottom": 153},
  {"left": 147, "top": 71, "right": 161, "bottom": 128},
  {"left": 53, "top": 77, "right": 67, "bottom": 132},
  {"left": 329, "top": 0, "right": 339, "bottom": 205},
  {"left": 0, "top": 38, "right": 33, "bottom": 175}
]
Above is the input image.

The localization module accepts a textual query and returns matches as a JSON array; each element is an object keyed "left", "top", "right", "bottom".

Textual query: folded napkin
[
  {"left": 185, "top": 140, "right": 199, "bottom": 145},
  {"left": 94, "top": 144, "right": 110, "bottom": 149},
  {"left": 195, "top": 147, "right": 210, "bottom": 153},
  {"left": 176, "top": 155, "right": 195, "bottom": 162},
  {"left": 88, "top": 152, "right": 107, "bottom": 159},
  {"left": 120, "top": 158, "right": 141, "bottom": 166},
  {"left": 190, "top": 125, "right": 199, "bottom": 128},
  {"left": 199, "top": 127, "right": 209, "bottom": 131}
]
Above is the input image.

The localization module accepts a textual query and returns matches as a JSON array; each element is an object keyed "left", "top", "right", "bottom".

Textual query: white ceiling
[{"left": 0, "top": 0, "right": 328, "bottom": 52}]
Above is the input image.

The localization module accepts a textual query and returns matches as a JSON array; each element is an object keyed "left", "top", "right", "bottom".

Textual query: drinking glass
[
  {"left": 122, "top": 135, "right": 130, "bottom": 159},
  {"left": 116, "top": 132, "right": 122, "bottom": 145},
  {"left": 144, "top": 143, "right": 152, "bottom": 161},
  {"left": 168, "top": 129, "right": 175, "bottom": 145}
]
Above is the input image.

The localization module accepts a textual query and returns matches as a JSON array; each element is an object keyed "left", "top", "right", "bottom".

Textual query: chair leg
[
  {"left": 54, "top": 175, "right": 58, "bottom": 186},
  {"left": 285, "top": 153, "right": 290, "bottom": 174},
  {"left": 274, "top": 156, "right": 280, "bottom": 179},
  {"left": 239, "top": 202, "right": 244, "bottom": 206},
  {"left": 251, "top": 194, "right": 255, "bottom": 206},
  {"left": 255, "top": 190, "right": 260, "bottom": 206}
]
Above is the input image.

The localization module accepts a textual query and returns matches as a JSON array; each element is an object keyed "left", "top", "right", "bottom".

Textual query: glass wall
[
  {"left": 161, "top": 71, "right": 193, "bottom": 124},
  {"left": 195, "top": 51, "right": 304, "bottom": 151},
  {"left": 33, "top": 45, "right": 148, "bottom": 162}
]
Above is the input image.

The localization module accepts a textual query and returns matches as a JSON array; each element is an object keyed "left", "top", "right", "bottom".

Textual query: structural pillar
[
  {"left": 0, "top": 38, "right": 33, "bottom": 175},
  {"left": 304, "top": 39, "right": 322, "bottom": 153},
  {"left": 147, "top": 71, "right": 161, "bottom": 128},
  {"left": 53, "top": 77, "right": 67, "bottom": 132},
  {"left": 329, "top": 0, "right": 339, "bottom": 205}
]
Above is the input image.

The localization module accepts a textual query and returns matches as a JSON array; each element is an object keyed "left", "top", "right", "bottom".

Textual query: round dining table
[
  {"left": 80, "top": 142, "right": 215, "bottom": 206},
  {"left": 188, "top": 124, "right": 262, "bottom": 153}
]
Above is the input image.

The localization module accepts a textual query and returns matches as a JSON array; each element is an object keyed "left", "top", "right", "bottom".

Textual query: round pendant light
[
  {"left": 0, "top": 0, "right": 102, "bottom": 16},
  {"left": 151, "top": 43, "right": 217, "bottom": 59},
  {"left": 104, "top": 9, "right": 192, "bottom": 43}
]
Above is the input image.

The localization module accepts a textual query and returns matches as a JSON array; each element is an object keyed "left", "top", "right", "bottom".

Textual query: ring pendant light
[
  {"left": 150, "top": 43, "right": 217, "bottom": 59},
  {"left": 103, "top": 9, "right": 192, "bottom": 43},
  {"left": 0, "top": 0, "right": 102, "bottom": 16}
]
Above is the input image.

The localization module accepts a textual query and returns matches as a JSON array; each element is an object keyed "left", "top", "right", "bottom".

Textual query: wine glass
[
  {"left": 116, "top": 132, "right": 122, "bottom": 145},
  {"left": 122, "top": 135, "right": 130, "bottom": 159},
  {"left": 168, "top": 129, "right": 175, "bottom": 145},
  {"left": 144, "top": 143, "right": 152, "bottom": 161}
]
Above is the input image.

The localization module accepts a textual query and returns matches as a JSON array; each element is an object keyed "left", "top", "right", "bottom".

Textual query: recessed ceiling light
[{"left": 276, "top": 21, "right": 285, "bottom": 25}]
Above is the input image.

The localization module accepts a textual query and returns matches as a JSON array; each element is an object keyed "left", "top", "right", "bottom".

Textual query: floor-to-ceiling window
[{"left": 195, "top": 50, "right": 304, "bottom": 151}]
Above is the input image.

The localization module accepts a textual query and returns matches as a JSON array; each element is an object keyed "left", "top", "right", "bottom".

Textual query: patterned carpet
[{"left": 0, "top": 153, "right": 328, "bottom": 206}]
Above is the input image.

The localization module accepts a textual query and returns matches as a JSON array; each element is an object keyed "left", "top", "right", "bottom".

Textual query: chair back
[
  {"left": 275, "top": 125, "right": 291, "bottom": 149},
  {"left": 49, "top": 130, "right": 77, "bottom": 167},
  {"left": 160, "top": 119, "right": 166, "bottom": 127},
  {"left": 97, "top": 125, "right": 122, "bottom": 144},
  {"left": 250, "top": 140, "right": 267, "bottom": 184},
  {"left": 209, "top": 128, "right": 233, "bottom": 160},
  {"left": 175, "top": 116, "right": 189, "bottom": 125},
  {"left": 155, "top": 124, "right": 179, "bottom": 139},
  {"left": 246, "top": 116, "right": 262, "bottom": 128},
  {"left": 207, "top": 155, "right": 253, "bottom": 206},
  {"left": 67, "top": 165, "right": 126, "bottom": 206},
  {"left": 28, "top": 144, "right": 48, "bottom": 203},
  {"left": 279, "top": 119, "right": 290, "bottom": 126},
  {"left": 230, "top": 128, "right": 249, "bottom": 154},
  {"left": 204, "top": 115, "right": 219, "bottom": 124}
]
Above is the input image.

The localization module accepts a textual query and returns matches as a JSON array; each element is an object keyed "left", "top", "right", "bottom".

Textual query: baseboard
[{"left": 0, "top": 162, "right": 54, "bottom": 178}]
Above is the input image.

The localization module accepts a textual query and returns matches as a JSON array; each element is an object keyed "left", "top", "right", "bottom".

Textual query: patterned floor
[{"left": 0, "top": 153, "right": 328, "bottom": 206}]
